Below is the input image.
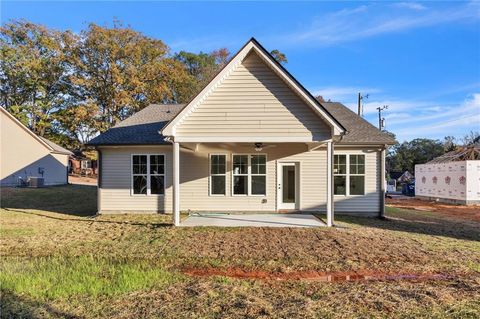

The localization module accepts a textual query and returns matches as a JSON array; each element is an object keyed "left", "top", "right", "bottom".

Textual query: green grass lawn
[{"left": 1, "top": 185, "right": 479, "bottom": 318}]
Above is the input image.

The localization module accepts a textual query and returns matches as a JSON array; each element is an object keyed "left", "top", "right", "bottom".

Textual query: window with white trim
[
  {"left": 210, "top": 154, "right": 226, "bottom": 195},
  {"left": 250, "top": 155, "right": 266, "bottom": 195},
  {"left": 232, "top": 154, "right": 267, "bottom": 196},
  {"left": 334, "top": 154, "right": 365, "bottom": 196},
  {"left": 132, "top": 154, "right": 165, "bottom": 195},
  {"left": 233, "top": 155, "right": 248, "bottom": 195},
  {"left": 81, "top": 160, "right": 92, "bottom": 169},
  {"left": 349, "top": 154, "right": 365, "bottom": 195}
]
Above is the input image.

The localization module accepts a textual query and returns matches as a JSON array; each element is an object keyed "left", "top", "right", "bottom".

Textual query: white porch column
[
  {"left": 173, "top": 142, "right": 180, "bottom": 226},
  {"left": 326, "top": 141, "right": 334, "bottom": 227},
  {"left": 379, "top": 147, "right": 386, "bottom": 218}
]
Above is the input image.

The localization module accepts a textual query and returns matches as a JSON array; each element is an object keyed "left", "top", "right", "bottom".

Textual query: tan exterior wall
[
  {"left": 176, "top": 52, "right": 331, "bottom": 141},
  {"left": 99, "top": 144, "right": 381, "bottom": 214},
  {"left": 0, "top": 111, "right": 68, "bottom": 186}
]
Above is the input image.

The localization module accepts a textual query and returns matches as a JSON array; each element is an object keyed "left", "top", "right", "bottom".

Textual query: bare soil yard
[
  {"left": 1, "top": 185, "right": 479, "bottom": 318},
  {"left": 387, "top": 197, "right": 480, "bottom": 222}
]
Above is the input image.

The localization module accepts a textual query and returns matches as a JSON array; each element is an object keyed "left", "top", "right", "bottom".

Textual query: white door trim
[{"left": 277, "top": 162, "right": 300, "bottom": 210}]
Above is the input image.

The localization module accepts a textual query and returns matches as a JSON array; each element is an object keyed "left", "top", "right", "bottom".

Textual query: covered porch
[{"left": 170, "top": 140, "right": 338, "bottom": 227}]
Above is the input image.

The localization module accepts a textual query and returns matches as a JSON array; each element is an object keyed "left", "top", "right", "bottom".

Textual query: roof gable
[
  {"left": 162, "top": 38, "right": 345, "bottom": 139},
  {"left": 0, "top": 107, "right": 72, "bottom": 155}
]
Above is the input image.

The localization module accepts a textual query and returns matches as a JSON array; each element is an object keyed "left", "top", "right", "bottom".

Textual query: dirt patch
[
  {"left": 182, "top": 267, "right": 452, "bottom": 283},
  {"left": 387, "top": 197, "right": 480, "bottom": 222},
  {"left": 69, "top": 175, "right": 97, "bottom": 186}
]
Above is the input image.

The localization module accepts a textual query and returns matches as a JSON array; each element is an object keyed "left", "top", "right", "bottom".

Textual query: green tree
[
  {"left": 443, "top": 136, "right": 457, "bottom": 152},
  {"left": 0, "top": 20, "right": 74, "bottom": 136},
  {"left": 461, "top": 131, "right": 480, "bottom": 146},
  {"left": 70, "top": 21, "right": 192, "bottom": 131},
  {"left": 270, "top": 49, "right": 287, "bottom": 64},
  {"left": 174, "top": 48, "right": 230, "bottom": 100},
  {"left": 390, "top": 138, "right": 444, "bottom": 173}
]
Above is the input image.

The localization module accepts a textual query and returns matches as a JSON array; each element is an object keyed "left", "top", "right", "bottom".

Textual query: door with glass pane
[{"left": 278, "top": 163, "right": 297, "bottom": 210}]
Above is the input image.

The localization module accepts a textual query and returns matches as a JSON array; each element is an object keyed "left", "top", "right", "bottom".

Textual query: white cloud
[
  {"left": 279, "top": 2, "right": 479, "bottom": 46},
  {"left": 393, "top": 2, "right": 427, "bottom": 11},
  {"left": 382, "top": 93, "right": 480, "bottom": 141}
]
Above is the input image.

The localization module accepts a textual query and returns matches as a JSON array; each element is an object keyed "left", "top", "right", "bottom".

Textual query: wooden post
[
  {"left": 173, "top": 142, "right": 180, "bottom": 226},
  {"left": 326, "top": 141, "right": 334, "bottom": 227},
  {"left": 380, "top": 148, "right": 386, "bottom": 218}
]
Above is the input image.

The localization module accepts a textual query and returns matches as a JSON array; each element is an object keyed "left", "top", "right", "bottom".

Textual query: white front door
[{"left": 277, "top": 163, "right": 298, "bottom": 210}]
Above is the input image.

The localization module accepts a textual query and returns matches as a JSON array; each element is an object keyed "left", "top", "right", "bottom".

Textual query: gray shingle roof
[
  {"left": 88, "top": 104, "right": 185, "bottom": 146},
  {"left": 320, "top": 102, "right": 396, "bottom": 145},
  {"left": 38, "top": 136, "right": 73, "bottom": 155},
  {"left": 88, "top": 102, "right": 395, "bottom": 146}
]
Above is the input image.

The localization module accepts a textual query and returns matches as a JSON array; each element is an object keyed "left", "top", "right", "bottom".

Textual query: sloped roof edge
[
  {"left": 161, "top": 37, "right": 345, "bottom": 137},
  {"left": 1, "top": 107, "right": 72, "bottom": 155}
]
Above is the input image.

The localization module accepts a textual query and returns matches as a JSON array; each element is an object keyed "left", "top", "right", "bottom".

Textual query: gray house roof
[
  {"left": 88, "top": 104, "right": 184, "bottom": 146},
  {"left": 39, "top": 137, "right": 73, "bottom": 155},
  {"left": 88, "top": 102, "right": 395, "bottom": 146},
  {"left": 320, "top": 102, "right": 396, "bottom": 145}
]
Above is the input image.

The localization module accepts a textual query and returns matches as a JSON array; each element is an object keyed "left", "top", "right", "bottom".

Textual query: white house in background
[
  {"left": 415, "top": 146, "right": 480, "bottom": 205},
  {"left": 0, "top": 107, "right": 72, "bottom": 186},
  {"left": 88, "top": 38, "right": 396, "bottom": 226}
]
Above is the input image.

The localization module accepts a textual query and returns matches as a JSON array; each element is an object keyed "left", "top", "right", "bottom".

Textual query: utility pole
[
  {"left": 357, "top": 92, "right": 369, "bottom": 116},
  {"left": 358, "top": 93, "right": 361, "bottom": 116},
  {"left": 376, "top": 105, "right": 388, "bottom": 130}
]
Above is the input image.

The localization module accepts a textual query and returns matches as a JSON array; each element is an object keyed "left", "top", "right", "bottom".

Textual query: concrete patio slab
[{"left": 180, "top": 213, "right": 326, "bottom": 227}]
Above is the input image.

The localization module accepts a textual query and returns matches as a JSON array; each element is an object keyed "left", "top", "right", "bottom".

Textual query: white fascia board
[
  {"left": 162, "top": 42, "right": 254, "bottom": 136},
  {"left": 249, "top": 46, "right": 344, "bottom": 135},
  {"left": 174, "top": 136, "right": 328, "bottom": 143},
  {"left": 162, "top": 39, "right": 345, "bottom": 137}
]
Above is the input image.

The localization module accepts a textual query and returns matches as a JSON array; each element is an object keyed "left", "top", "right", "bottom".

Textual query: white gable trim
[
  {"left": 0, "top": 107, "right": 55, "bottom": 153},
  {"left": 162, "top": 39, "right": 345, "bottom": 138}
]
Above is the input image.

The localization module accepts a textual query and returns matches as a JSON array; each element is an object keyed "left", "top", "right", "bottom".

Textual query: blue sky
[{"left": 1, "top": 1, "right": 479, "bottom": 143}]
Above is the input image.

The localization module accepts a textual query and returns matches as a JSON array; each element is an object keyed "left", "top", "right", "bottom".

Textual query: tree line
[
  {"left": 2, "top": 19, "right": 477, "bottom": 169},
  {"left": 386, "top": 132, "right": 479, "bottom": 175},
  {"left": 0, "top": 20, "right": 288, "bottom": 149}
]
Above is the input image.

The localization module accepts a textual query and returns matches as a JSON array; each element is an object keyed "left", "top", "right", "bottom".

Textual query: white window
[
  {"left": 132, "top": 154, "right": 165, "bottom": 195},
  {"left": 334, "top": 154, "right": 365, "bottom": 196},
  {"left": 349, "top": 154, "right": 365, "bottom": 195},
  {"left": 210, "top": 154, "right": 226, "bottom": 195},
  {"left": 250, "top": 155, "right": 266, "bottom": 195},
  {"left": 232, "top": 154, "right": 267, "bottom": 196},
  {"left": 81, "top": 160, "right": 92, "bottom": 169}
]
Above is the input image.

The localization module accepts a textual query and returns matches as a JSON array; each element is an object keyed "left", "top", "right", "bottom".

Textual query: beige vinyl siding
[
  {"left": 332, "top": 149, "right": 380, "bottom": 213},
  {"left": 100, "top": 146, "right": 173, "bottom": 212},
  {"left": 176, "top": 52, "right": 331, "bottom": 140},
  {"left": 99, "top": 144, "right": 380, "bottom": 214},
  {"left": 0, "top": 110, "right": 69, "bottom": 186}
]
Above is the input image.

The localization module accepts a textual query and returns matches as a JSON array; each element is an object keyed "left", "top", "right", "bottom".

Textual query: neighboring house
[
  {"left": 0, "top": 107, "right": 72, "bottom": 186},
  {"left": 387, "top": 170, "right": 414, "bottom": 192},
  {"left": 89, "top": 38, "right": 395, "bottom": 226},
  {"left": 69, "top": 150, "right": 98, "bottom": 176},
  {"left": 415, "top": 146, "right": 480, "bottom": 205}
]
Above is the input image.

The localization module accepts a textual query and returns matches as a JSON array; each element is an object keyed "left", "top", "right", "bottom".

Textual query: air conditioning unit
[{"left": 27, "top": 177, "right": 44, "bottom": 188}]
